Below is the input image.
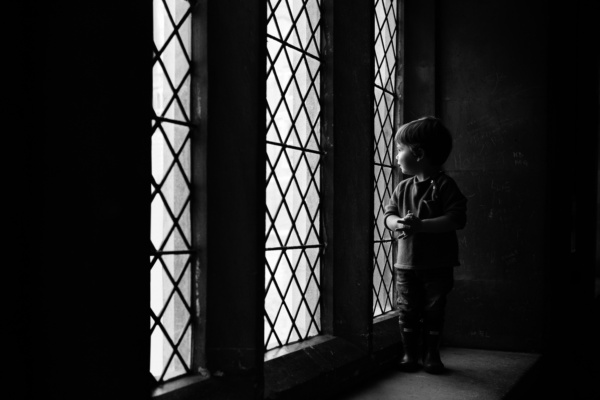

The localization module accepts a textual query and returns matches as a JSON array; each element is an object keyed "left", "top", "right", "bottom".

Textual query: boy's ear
[{"left": 414, "top": 147, "right": 425, "bottom": 161}]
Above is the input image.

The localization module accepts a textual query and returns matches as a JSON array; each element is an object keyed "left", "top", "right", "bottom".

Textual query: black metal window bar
[
  {"left": 150, "top": 0, "right": 194, "bottom": 382},
  {"left": 265, "top": 0, "right": 323, "bottom": 351},
  {"left": 373, "top": 0, "right": 399, "bottom": 317}
]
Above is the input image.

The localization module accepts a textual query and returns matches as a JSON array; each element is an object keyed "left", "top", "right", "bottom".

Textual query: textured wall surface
[{"left": 438, "top": 0, "right": 550, "bottom": 351}]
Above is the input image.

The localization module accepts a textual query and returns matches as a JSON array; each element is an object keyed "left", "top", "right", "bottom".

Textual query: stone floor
[
  {"left": 333, "top": 348, "right": 542, "bottom": 400},
  {"left": 332, "top": 279, "right": 600, "bottom": 400}
]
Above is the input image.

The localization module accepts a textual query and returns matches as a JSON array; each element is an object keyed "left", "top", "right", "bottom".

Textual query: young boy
[{"left": 384, "top": 116, "right": 467, "bottom": 374}]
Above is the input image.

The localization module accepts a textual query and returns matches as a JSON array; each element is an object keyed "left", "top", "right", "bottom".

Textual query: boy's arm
[
  {"left": 401, "top": 178, "right": 467, "bottom": 233},
  {"left": 383, "top": 187, "right": 411, "bottom": 233},
  {"left": 402, "top": 214, "right": 460, "bottom": 233},
  {"left": 385, "top": 214, "right": 411, "bottom": 232}
]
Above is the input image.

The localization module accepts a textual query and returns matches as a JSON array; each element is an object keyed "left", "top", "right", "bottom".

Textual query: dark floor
[
  {"left": 333, "top": 348, "right": 540, "bottom": 400},
  {"left": 332, "top": 278, "right": 600, "bottom": 400}
]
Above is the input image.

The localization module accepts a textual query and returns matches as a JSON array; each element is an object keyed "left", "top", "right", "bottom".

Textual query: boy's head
[{"left": 394, "top": 116, "right": 453, "bottom": 167}]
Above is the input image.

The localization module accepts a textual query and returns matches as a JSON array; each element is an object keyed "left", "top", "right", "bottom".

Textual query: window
[
  {"left": 265, "top": 0, "right": 323, "bottom": 351},
  {"left": 147, "top": 1, "right": 406, "bottom": 396},
  {"left": 373, "top": 0, "right": 401, "bottom": 317},
  {"left": 150, "top": 0, "right": 194, "bottom": 383}
]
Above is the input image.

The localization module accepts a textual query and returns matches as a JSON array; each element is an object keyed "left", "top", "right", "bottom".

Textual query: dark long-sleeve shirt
[{"left": 384, "top": 171, "right": 467, "bottom": 269}]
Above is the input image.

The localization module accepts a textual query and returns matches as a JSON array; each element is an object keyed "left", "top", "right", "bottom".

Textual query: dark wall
[
  {"left": 438, "top": 0, "right": 551, "bottom": 351},
  {"left": 437, "top": 0, "right": 598, "bottom": 352},
  {"left": 24, "top": 4, "right": 152, "bottom": 400}
]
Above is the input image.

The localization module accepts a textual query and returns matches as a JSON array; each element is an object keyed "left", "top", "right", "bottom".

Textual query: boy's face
[{"left": 395, "top": 143, "right": 420, "bottom": 175}]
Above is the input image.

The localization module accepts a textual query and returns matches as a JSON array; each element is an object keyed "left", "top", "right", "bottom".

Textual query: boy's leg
[
  {"left": 421, "top": 267, "right": 454, "bottom": 374},
  {"left": 395, "top": 269, "right": 425, "bottom": 371}
]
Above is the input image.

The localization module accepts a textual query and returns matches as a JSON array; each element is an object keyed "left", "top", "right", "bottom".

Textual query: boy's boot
[
  {"left": 423, "top": 330, "right": 445, "bottom": 374},
  {"left": 398, "top": 327, "right": 420, "bottom": 372}
]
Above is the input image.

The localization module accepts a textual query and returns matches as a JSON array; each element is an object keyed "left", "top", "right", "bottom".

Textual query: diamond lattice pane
[
  {"left": 153, "top": 0, "right": 191, "bottom": 122},
  {"left": 373, "top": 0, "right": 399, "bottom": 318},
  {"left": 373, "top": 241, "right": 394, "bottom": 315},
  {"left": 150, "top": 254, "right": 193, "bottom": 381},
  {"left": 265, "top": 0, "right": 323, "bottom": 351},
  {"left": 151, "top": 0, "right": 194, "bottom": 383},
  {"left": 151, "top": 125, "right": 192, "bottom": 253},
  {"left": 374, "top": 165, "right": 394, "bottom": 240}
]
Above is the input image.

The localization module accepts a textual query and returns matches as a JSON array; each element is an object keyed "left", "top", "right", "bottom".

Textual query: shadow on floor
[
  {"left": 332, "top": 346, "right": 599, "bottom": 399},
  {"left": 332, "top": 284, "right": 600, "bottom": 400},
  {"left": 332, "top": 347, "right": 541, "bottom": 400}
]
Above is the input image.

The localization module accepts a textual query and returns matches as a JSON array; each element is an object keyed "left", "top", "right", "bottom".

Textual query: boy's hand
[
  {"left": 395, "top": 221, "right": 409, "bottom": 239},
  {"left": 398, "top": 211, "right": 422, "bottom": 234},
  {"left": 392, "top": 211, "right": 422, "bottom": 239},
  {"left": 394, "top": 220, "right": 410, "bottom": 232}
]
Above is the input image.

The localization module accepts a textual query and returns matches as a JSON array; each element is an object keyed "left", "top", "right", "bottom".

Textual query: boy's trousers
[{"left": 394, "top": 267, "right": 454, "bottom": 332}]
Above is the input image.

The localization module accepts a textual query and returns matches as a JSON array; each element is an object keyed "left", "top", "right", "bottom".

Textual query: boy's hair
[{"left": 395, "top": 116, "right": 453, "bottom": 166}]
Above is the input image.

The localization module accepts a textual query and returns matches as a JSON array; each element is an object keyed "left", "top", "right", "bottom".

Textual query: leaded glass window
[
  {"left": 373, "top": 0, "right": 400, "bottom": 317},
  {"left": 150, "top": 0, "right": 193, "bottom": 382},
  {"left": 265, "top": 0, "right": 323, "bottom": 351}
]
